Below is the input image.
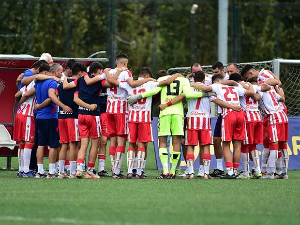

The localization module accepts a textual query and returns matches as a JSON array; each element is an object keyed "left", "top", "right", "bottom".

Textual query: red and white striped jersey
[
  {"left": 123, "top": 78, "right": 159, "bottom": 123},
  {"left": 258, "top": 69, "right": 273, "bottom": 82},
  {"left": 186, "top": 84, "right": 214, "bottom": 130},
  {"left": 239, "top": 84, "right": 262, "bottom": 122},
  {"left": 17, "top": 81, "right": 36, "bottom": 117},
  {"left": 259, "top": 87, "right": 288, "bottom": 124},
  {"left": 106, "top": 68, "right": 132, "bottom": 114},
  {"left": 211, "top": 83, "right": 245, "bottom": 117}
]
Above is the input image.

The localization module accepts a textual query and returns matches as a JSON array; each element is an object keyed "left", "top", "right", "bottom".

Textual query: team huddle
[{"left": 13, "top": 52, "right": 289, "bottom": 179}]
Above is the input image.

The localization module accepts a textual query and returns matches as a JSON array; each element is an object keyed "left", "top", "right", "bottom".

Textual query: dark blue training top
[
  {"left": 57, "top": 78, "right": 78, "bottom": 119},
  {"left": 18, "top": 69, "right": 34, "bottom": 90},
  {"left": 75, "top": 75, "right": 105, "bottom": 116},
  {"left": 35, "top": 79, "right": 58, "bottom": 119},
  {"left": 99, "top": 87, "right": 107, "bottom": 114}
]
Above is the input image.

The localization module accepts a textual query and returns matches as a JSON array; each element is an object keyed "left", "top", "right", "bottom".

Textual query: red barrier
[{"left": 0, "top": 55, "right": 108, "bottom": 169}]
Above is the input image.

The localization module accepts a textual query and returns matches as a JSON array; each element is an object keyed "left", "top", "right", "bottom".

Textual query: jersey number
[
  {"left": 133, "top": 89, "right": 146, "bottom": 104},
  {"left": 222, "top": 86, "right": 238, "bottom": 101},
  {"left": 167, "top": 80, "right": 180, "bottom": 96},
  {"left": 110, "top": 86, "right": 118, "bottom": 95},
  {"left": 246, "top": 96, "right": 255, "bottom": 105}
]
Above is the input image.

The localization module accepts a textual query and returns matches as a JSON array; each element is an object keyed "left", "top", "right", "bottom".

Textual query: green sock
[
  {"left": 159, "top": 148, "right": 169, "bottom": 174},
  {"left": 170, "top": 152, "right": 181, "bottom": 175}
]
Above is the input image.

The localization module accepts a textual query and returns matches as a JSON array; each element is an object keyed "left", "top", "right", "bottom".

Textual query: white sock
[
  {"left": 59, "top": 160, "right": 65, "bottom": 174},
  {"left": 203, "top": 159, "right": 210, "bottom": 175},
  {"left": 49, "top": 163, "right": 56, "bottom": 175},
  {"left": 142, "top": 159, "right": 146, "bottom": 171},
  {"left": 241, "top": 152, "right": 249, "bottom": 175},
  {"left": 127, "top": 150, "right": 135, "bottom": 174},
  {"left": 282, "top": 149, "right": 289, "bottom": 174},
  {"left": 55, "top": 162, "right": 59, "bottom": 173},
  {"left": 216, "top": 159, "right": 223, "bottom": 171},
  {"left": 267, "top": 150, "right": 277, "bottom": 174},
  {"left": 98, "top": 157, "right": 105, "bottom": 172},
  {"left": 276, "top": 157, "right": 283, "bottom": 175},
  {"left": 37, "top": 164, "right": 44, "bottom": 174},
  {"left": 261, "top": 148, "right": 269, "bottom": 173},
  {"left": 250, "top": 150, "right": 261, "bottom": 174},
  {"left": 70, "top": 161, "right": 76, "bottom": 175},
  {"left": 18, "top": 149, "right": 24, "bottom": 172},
  {"left": 226, "top": 167, "right": 233, "bottom": 176},
  {"left": 113, "top": 152, "right": 123, "bottom": 175},
  {"left": 187, "top": 159, "right": 194, "bottom": 174},
  {"left": 133, "top": 157, "right": 137, "bottom": 170},
  {"left": 23, "top": 148, "right": 32, "bottom": 173},
  {"left": 77, "top": 163, "right": 83, "bottom": 172},
  {"left": 137, "top": 151, "right": 145, "bottom": 176},
  {"left": 198, "top": 165, "right": 204, "bottom": 176}
]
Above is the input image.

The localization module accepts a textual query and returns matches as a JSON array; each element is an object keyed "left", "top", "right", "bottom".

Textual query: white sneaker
[
  {"left": 197, "top": 170, "right": 204, "bottom": 178},
  {"left": 179, "top": 168, "right": 189, "bottom": 177}
]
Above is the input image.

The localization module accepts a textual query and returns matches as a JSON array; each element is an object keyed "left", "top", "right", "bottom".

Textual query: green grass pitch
[{"left": 0, "top": 142, "right": 300, "bottom": 225}]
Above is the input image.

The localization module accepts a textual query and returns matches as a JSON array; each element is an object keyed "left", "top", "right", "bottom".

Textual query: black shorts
[
  {"left": 36, "top": 119, "right": 60, "bottom": 148},
  {"left": 213, "top": 114, "right": 222, "bottom": 138}
]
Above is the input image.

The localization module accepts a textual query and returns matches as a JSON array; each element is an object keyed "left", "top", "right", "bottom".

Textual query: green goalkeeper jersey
[{"left": 141, "top": 76, "right": 203, "bottom": 117}]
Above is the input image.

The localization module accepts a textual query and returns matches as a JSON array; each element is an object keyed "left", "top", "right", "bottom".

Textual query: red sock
[
  {"left": 76, "top": 158, "right": 84, "bottom": 164},
  {"left": 186, "top": 154, "right": 195, "bottom": 160},
  {"left": 98, "top": 154, "right": 106, "bottom": 160},
  {"left": 65, "top": 159, "right": 70, "bottom": 166},
  {"left": 202, "top": 154, "right": 211, "bottom": 160},
  {"left": 109, "top": 146, "right": 116, "bottom": 156},
  {"left": 116, "top": 146, "right": 125, "bottom": 153},
  {"left": 233, "top": 163, "right": 239, "bottom": 170}
]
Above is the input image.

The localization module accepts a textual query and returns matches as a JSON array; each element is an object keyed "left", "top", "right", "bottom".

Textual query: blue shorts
[
  {"left": 36, "top": 119, "right": 60, "bottom": 148},
  {"left": 213, "top": 115, "right": 222, "bottom": 138}
]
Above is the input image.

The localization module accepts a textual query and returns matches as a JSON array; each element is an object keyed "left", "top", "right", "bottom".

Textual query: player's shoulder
[{"left": 157, "top": 75, "right": 171, "bottom": 82}]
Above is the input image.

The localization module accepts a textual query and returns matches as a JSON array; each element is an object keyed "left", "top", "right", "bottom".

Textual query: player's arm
[
  {"left": 35, "top": 74, "right": 60, "bottom": 83},
  {"left": 16, "top": 73, "right": 23, "bottom": 87},
  {"left": 220, "top": 80, "right": 238, "bottom": 86},
  {"left": 20, "top": 87, "right": 36, "bottom": 104},
  {"left": 49, "top": 89, "right": 73, "bottom": 113},
  {"left": 212, "top": 98, "right": 241, "bottom": 111},
  {"left": 21, "top": 75, "right": 36, "bottom": 86},
  {"left": 73, "top": 92, "right": 97, "bottom": 111},
  {"left": 35, "top": 98, "right": 52, "bottom": 110},
  {"left": 127, "top": 86, "right": 162, "bottom": 105},
  {"left": 260, "top": 83, "right": 271, "bottom": 92},
  {"left": 63, "top": 77, "right": 77, "bottom": 90},
  {"left": 274, "top": 86, "right": 285, "bottom": 102},
  {"left": 266, "top": 70, "right": 281, "bottom": 83},
  {"left": 264, "top": 78, "right": 281, "bottom": 86},
  {"left": 113, "top": 67, "right": 127, "bottom": 79},
  {"left": 159, "top": 93, "right": 185, "bottom": 111},
  {"left": 244, "top": 83, "right": 255, "bottom": 96},
  {"left": 15, "top": 90, "right": 22, "bottom": 99},
  {"left": 104, "top": 68, "right": 121, "bottom": 87},
  {"left": 127, "top": 77, "right": 156, "bottom": 88},
  {"left": 190, "top": 83, "right": 212, "bottom": 92},
  {"left": 158, "top": 73, "right": 182, "bottom": 86}
]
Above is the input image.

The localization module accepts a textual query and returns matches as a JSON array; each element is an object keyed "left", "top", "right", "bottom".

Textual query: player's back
[
  {"left": 107, "top": 68, "right": 132, "bottom": 114},
  {"left": 128, "top": 80, "right": 158, "bottom": 123},
  {"left": 158, "top": 76, "right": 189, "bottom": 117}
]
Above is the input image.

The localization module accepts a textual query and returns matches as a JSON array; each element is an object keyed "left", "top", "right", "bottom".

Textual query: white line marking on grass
[{"left": 0, "top": 216, "right": 167, "bottom": 225}]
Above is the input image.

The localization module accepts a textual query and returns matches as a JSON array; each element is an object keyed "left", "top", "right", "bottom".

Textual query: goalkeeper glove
[{"left": 127, "top": 94, "right": 143, "bottom": 106}]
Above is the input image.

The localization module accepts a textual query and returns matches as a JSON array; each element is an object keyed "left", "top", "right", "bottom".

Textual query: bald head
[
  {"left": 227, "top": 63, "right": 240, "bottom": 76},
  {"left": 191, "top": 63, "right": 202, "bottom": 76}
]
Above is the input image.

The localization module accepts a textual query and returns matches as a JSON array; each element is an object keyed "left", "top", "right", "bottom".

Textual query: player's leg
[
  {"left": 184, "top": 129, "right": 197, "bottom": 179},
  {"left": 240, "top": 143, "right": 250, "bottom": 178},
  {"left": 98, "top": 135, "right": 108, "bottom": 176},
  {"left": 107, "top": 113, "right": 117, "bottom": 172},
  {"left": 201, "top": 129, "right": 213, "bottom": 179},
  {"left": 169, "top": 115, "right": 184, "bottom": 178},
  {"left": 249, "top": 144, "right": 262, "bottom": 178},
  {"left": 47, "top": 118, "right": 60, "bottom": 178},
  {"left": 23, "top": 142, "right": 35, "bottom": 177},
  {"left": 233, "top": 140, "right": 242, "bottom": 177},
  {"left": 156, "top": 115, "right": 172, "bottom": 178},
  {"left": 127, "top": 122, "right": 138, "bottom": 178},
  {"left": 98, "top": 113, "right": 109, "bottom": 176},
  {"left": 17, "top": 142, "right": 25, "bottom": 177},
  {"left": 136, "top": 142, "right": 147, "bottom": 178},
  {"left": 69, "top": 141, "right": 78, "bottom": 178},
  {"left": 58, "top": 143, "right": 68, "bottom": 178},
  {"left": 266, "top": 124, "right": 279, "bottom": 179},
  {"left": 76, "top": 115, "right": 89, "bottom": 177},
  {"left": 197, "top": 145, "right": 204, "bottom": 178},
  {"left": 261, "top": 118, "right": 269, "bottom": 176},
  {"left": 278, "top": 122, "right": 289, "bottom": 179},
  {"left": 35, "top": 119, "right": 47, "bottom": 178},
  {"left": 211, "top": 115, "right": 224, "bottom": 177}
]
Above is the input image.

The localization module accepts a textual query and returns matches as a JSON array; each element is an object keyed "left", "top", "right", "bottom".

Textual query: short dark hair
[
  {"left": 241, "top": 65, "right": 253, "bottom": 78},
  {"left": 31, "top": 60, "right": 47, "bottom": 69},
  {"left": 246, "top": 76, "right": 258, "bottom": 84},
  {"left": 212, "top": 74, "right": 223, "bottom": 83},
  {"left": 72, "top": 62, "right": 87, "bottom": 75},
  {"left": 194, "top": 71, "right": 205, "bottom": 83},
  {"left": 139, "top": 67, "right": 153, "bottom": 77},
  {"left": 39, "top": 63, "right": 50, "bottom": 73},
  {"left": 116, "top": 53, "right": 128, "bottom": 60},
  {"left": 229, "top": 73, "right": 242, "bottom": 82},
  {"left": 157, "top": 70, "right": 167, "bottom": 78},
  {"left": 66, "top": 59, "right": 76, "bottom": 70},
  {"left": 89, "top": 62, "right": 103, "bottom": 74},
  {"left": 212, "top": 61, "right": 224, "bottom": 70}
]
